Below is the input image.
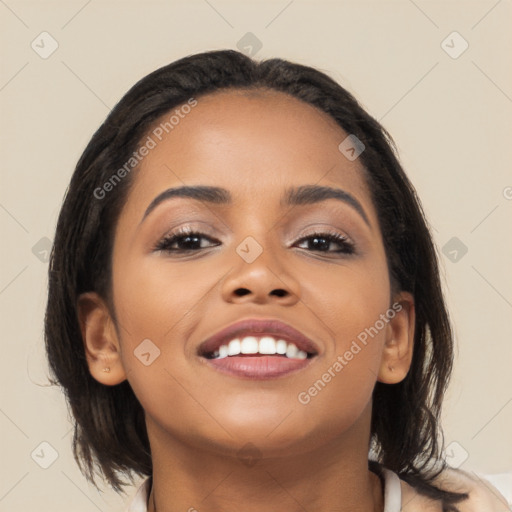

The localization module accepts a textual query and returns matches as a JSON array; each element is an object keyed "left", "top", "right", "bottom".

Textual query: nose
[{"left": 221, "top": 239, "right": 301, "bottom": 306}]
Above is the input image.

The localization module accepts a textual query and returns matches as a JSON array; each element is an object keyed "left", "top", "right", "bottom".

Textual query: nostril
[
  {"left": 234, "top": 288, "right": 251, "bottom": 297},
  {"left": 232, "top": 288, "right": 289, "bottom": 298}
]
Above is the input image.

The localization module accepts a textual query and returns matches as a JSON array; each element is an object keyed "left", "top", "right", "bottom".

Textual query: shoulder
[
  {"left": 398, "top": 467, "right": 511, "bottom": 512},
  {"left": 432, "top": 467, "right": 511, "bottom": 511}
]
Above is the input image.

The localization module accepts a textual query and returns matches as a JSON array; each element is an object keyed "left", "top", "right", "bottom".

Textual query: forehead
[{"left": 122, "top": 88, "right": 372, "bottom": 216}]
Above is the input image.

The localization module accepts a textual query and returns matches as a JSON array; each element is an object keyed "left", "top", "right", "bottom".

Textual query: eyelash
[{"left": 153, "top": 227, "right": 356, "bottom": 255}]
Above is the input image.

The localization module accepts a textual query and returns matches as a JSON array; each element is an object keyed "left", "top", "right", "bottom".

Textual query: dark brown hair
[{"left": 45, "top": 49, "right": 467, "bottom": 510}]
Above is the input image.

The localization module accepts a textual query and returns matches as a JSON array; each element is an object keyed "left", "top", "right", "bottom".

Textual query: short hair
[{"left": 45, "top": 49, "right": 467, "bottom": 509}]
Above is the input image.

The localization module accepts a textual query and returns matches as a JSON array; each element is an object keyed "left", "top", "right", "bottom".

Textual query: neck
[{"left": 146, "top": 406, "right": 383, "bottom": 512}]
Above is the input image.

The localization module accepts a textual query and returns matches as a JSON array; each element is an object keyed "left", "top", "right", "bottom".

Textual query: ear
[
  {"left": 377, "top": 291, "right": 415, "bottom": 384},
  {"left": 77, "top": 291, "right": 127, "bottom": 386}
]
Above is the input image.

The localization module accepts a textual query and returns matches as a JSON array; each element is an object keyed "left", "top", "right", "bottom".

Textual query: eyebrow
[{"left": 140, "top": 184, "right": 370, "bottom": 227}]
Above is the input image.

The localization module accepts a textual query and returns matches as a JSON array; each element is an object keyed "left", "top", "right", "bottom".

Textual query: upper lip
[{"left": 198, "top": 318, "right": 320, "bottom": 356}]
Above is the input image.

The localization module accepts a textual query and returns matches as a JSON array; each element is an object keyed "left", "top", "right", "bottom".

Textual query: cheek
[
  {"left": 303, "top": 251, "right": 391, "bottom": 348},
  {"left": 111, "top": 255, "right": 232, "bottom": 429},
  {"left": 112, "top": 255, "right": 212, "bottom": 341},
  {"left": 294, "top": 254, "right": 391, "bottom": 412}
]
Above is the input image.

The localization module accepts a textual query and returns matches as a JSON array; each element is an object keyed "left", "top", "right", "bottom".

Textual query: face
[{"left": 82, "top": 89, "right": 414, "bottom": 459}]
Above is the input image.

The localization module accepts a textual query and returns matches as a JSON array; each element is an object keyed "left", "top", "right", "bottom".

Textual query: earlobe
[
  {"left": 377, "top": 292, "right": 415, "bottom": 385},
  {"left": 77, "top": 292, "right": 127, "bottom": 386}
]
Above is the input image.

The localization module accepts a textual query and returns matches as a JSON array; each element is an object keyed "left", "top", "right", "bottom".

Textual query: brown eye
[
  {"left": 154, "top": 230, "right": 220, "bottom": 253},
  {"left": 295, "top": 232, "right": 355, "bottom": 254}
]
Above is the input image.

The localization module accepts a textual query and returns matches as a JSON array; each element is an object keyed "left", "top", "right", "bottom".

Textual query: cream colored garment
[
  {"left": 397, "top": 467, "right": 510, "bottom": 511},
  {"left": 125, "top": 467, "right": 511, "bottom": 511}
]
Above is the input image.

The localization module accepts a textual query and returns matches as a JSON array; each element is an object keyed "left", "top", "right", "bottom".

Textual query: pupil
[
  {"left": 311, "top": 237, "right": 328, "bottom": 250},
  {"left": 181, "top": 235, "right": 200, "bottom": 249}
]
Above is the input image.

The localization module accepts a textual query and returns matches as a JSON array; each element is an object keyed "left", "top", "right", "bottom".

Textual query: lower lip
[{"left": 204, "top": 354, "right": 314, "bottom": 379}]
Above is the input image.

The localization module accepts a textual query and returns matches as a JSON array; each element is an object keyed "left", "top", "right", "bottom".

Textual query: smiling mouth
[
  {"left": 201, "top": 335, "right": 317, "bottom": 379},
  {"left": 204, "top": 335, "right": 315, "bottom": 360}
]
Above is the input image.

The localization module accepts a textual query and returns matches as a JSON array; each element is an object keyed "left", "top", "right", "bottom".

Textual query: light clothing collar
[
  {"left": 124, "top": 466, "right": 511, "bottom": 511},
  {"left": 125, "top": 467, "right": 403, "bottom": 512}
]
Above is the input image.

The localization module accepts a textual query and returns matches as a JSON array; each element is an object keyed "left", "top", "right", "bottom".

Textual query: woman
[{"left": 44, "top": 49, "right": 509, "bottom": 511}]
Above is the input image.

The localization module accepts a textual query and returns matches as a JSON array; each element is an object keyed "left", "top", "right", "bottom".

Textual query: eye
[
  {"left": 153, "top": 228, "right": 220, "bottom": 253},
  {"left": 153, "top": 228, "right": 355, "bottom": 255},
  {"left": 294, "top": 231, "right": 355, "bottom": 254}
]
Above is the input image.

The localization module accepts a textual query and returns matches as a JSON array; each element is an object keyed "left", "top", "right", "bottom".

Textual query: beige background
[{"left": 1, "top": 0, "right": 511, "bottom": 510}]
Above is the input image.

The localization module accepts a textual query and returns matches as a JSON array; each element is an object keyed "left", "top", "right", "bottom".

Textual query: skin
[{"left": 78, "top": 89, "right": 415, "bottom": 512}]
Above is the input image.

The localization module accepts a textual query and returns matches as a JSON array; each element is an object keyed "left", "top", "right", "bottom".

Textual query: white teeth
[
  {"left": 210, "top": 336, "right": 311, "bottom": 360},
  {"left": 258, "top": 336, "right": 277, "bottom": 354},
  {"left": 276, "top": 339, "right": 287, "bottom": 354},
  {"left": 296, "top": 350, "right": 308, "bottom": 360},
  {"left": 286, "top": 343, "right": 299, "bottom": 359},
  {"left": 227, "top": 338, "right": 241, "bottom": 356},
  {"left": 240, "top": 336, "right": 259, "bottom": 354}
]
